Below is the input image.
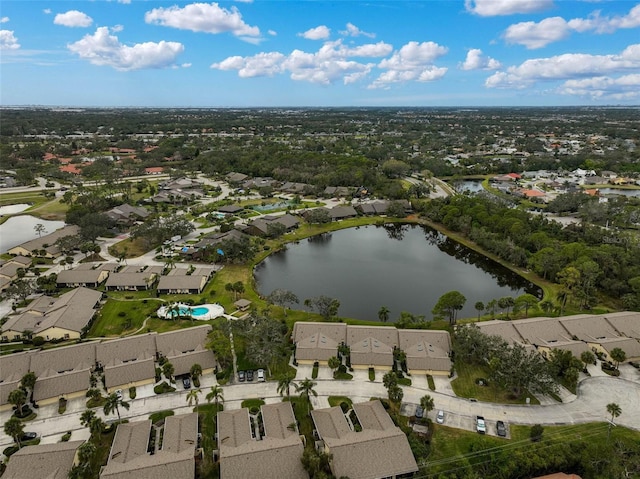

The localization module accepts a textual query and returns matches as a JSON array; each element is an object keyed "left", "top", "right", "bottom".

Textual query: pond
[
  {"left": 0, "top": 203, "right": 31, "bottom": 215},
  {"left": 255, "top": 224, "right": 540, "bottom": 322},
  {"left": 0, "top": 215, "right": 65, "bottom": 253},
  {"left": 597, "top": 188, "right": 640, "bottom": 198},
  {"left": 452, "top": 180, "right": 484, "bottom": 193}
]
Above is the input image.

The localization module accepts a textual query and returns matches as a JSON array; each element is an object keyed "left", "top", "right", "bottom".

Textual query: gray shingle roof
[
  {"left": 398, "top": 329, "right": 452, "bottom": 372},
  {"left": 347, "top": 326, "right": 398, "bottom": 367},
  {"left": 2, "top": 440, "right": 84, "bottom": 479},
  {"left": 293, "top": 322, "right": 347, "bottom": 362}
]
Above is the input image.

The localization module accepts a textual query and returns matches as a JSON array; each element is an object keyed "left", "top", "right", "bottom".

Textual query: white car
[
  {"left": 257, "top": 369, "right": 265, "bottom": 382},
  {"left": 476, "top": 416, "right": 486, "bottom": 434},
  {"left": 436, "top": 410, "right": 445, "bottom": 424}
]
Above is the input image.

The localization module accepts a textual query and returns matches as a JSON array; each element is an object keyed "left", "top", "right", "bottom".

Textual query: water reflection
[{"left": 255, "top": 224, "right": 541, "bottom": 322}]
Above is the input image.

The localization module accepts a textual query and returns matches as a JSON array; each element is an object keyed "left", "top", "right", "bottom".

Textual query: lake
[
  {"left": 597, "top": 188, "right": 640, "bottom": 198},
  {"left": 0, "top": 203, "right": 31, "bottom": 215},
  {"left": 0, "top": 215, "right": 65, "bottom": 253},
  {"left": 452, "top": 180, "right": 484, "bottom": 193},
  {"left": 255, "top": 224, "right": 539, "bottom": 322}
]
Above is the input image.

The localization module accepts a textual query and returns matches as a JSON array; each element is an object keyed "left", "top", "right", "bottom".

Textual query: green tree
[
  {"left": 186, "top": 388, "right": 202, "bottom": 413},
  {"left": 530, "top": 424, "right": 544, "bottom": 442},
  {"left": 190, "top": 363, "right": 203, "bottom": 386},
  {"left": 306, "top": 295, "right": 340, "bottom": 320},
  {"left": 606, "top": 402, "right": 622, "bottom": 438},
  {"left": 420, "top": 394, "right": 435, "bottom": 414},
  {"left": 498, "top": 296, "right": 515, "bottom": 318},
  {"left": 162, "top": 362, "right": 175, "bottom": 382},
  {"left": 580, "top": 350, "right": 596, "bottom": 371},
  {"left": 382, "top": 371, "right": 398, "bottom": 390},
  {"left": 610, "top": 348, "right": 626, "bottom": 370},
  {"left": 378, "top": 306, "right": 390, "bottom": 323},
  {"left": 514, "top": 294, "right": 538, "bottom": 318},
  {"left": 474, "top": 301, "right": 485, "bottom": 320},
  {"left": 20, "top": 372, "right": 37, "bottom": 400},
  {"left": 34, "top": 223, "right": 46, "bottom": 238},
  {"left": 432, "top": 290, "right": 466, "bottom": 324},
  {"left": 4, "top": 417, "right": 24, "bottom": 449},
  {"left": 206, "top": 385, "right": 224, "bottom": 409},
  {"left": 103, "top": 392, "right": 130, "bottom": 421},
  {"left": 277, "top": 372, "right": 296, "bottom": 401},
  {"left": 295, "top": 378, "right": 318, "bottom": 413},
  {"left": 328, "top": 356, "right": 341, "bottom": 374},
  {"left": 8, "top": 388, "right": 27, "bottom": 417},
  {"left": 267, "top": 289, "right": 299, "bottom": 316},
  {"left": 388, "top": 384, "right": 404, "bottom": 404}
]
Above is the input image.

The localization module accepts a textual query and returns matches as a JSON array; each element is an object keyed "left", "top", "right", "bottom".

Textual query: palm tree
[
  {"left": 606, "top": 402, "right": 621, "bottom": 422},
  {"left": 609, "top": 348, "right": 626, "bottom": 371},
  {"left": 474, "top": 301, "right": 485, "bottom": 320},
  {"left": 8, "top": 389, "right": 27, "bottom": 417},
  {"left": 206, "top": 385, "right": 224, "bottom": 410},
  {"left": 378, "top": 306, "right": 390, "bottom": 323},
  {"left": 190, "top": 363, "right": 203, "bottom": 386},
  {"left": 606, "top": 402, "right": 622, "bottom": 438},
  {"left": 4, "top": 417, "right": 24, "bottom": 449},
  {"left": 295, "top": 378, "right": 318, "bottom": 413},
  {"left": 34, "top": 223, "right": 46, "bottom": 238},
  {"left": 20, "top": 372, "right": 37, "bottom": 402},
  {"left": 580, "top": 350, "right": 596, "bottom": 372},
  {"left": 277, "top": 372, "right": 296, "bottom": 401},
  {"left": 187, "top": 388, "right": 202, "bottom": 413},
  {"left": 420, "top": 394, "right": 435, "bottom": 414},
  {"left": 328, "top": 356, "right": 341, "bottom": 374},
  {"left": 80, "top": 410, "right": 97, "bottom": 429},
  {"left": 103, "top": 392, "right": 130, "bottom": 421}
]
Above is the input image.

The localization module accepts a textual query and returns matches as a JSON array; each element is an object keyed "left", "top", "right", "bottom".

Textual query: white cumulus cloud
[
  {"left": 504, "top": 17, "right": 570, "bottom": 49},
  {"left": 54, "top": 10, "right": 93, "bottom": 28},
  {"left": 505, "top": 5, "right": 640, "bottom": 49},
  {"left": 299, "top": 25, "right": 330, "bottom": 40},
  {"left": 370, "top": 41, "right": 448, "bottom": 89},
  {"left": 0, "top": 30, "right": 19, "bottom": 50},
  {"left": 486, "top": 43, "right": 640, "bottom": 89},
  {"left": 460, "top": 48, "right": 501, "bottom": 70},
  {"left": 43, "top": 9, "right": 51, "bottom": 14},
  {"left": 68, "top": 27, "right": 184, "bottom": 71},
  {"left": 145, "top": 2, "right": 260, "bottom": 38},
  {"left": 1, "top": 17, "right": 9, "bottom": 23},
  {"left": 560, "top": 73, "right": 640, "bottom": 100},
  {"left": 211, "top": 38, "right": 394, "bottom": 85},
  {"left": 465, "top": 0, "right": 554, "bottom": 16},
  {"left": 340, "top": 22, "right": 375, "bottom": 38}
]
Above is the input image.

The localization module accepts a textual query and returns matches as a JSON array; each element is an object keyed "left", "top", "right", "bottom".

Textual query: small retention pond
[
  {"left": 255, "top": 223, "right": 540, "bottom": 322},
  {"left": 0, "top": 215, "right": 65, "bottom": 253}
]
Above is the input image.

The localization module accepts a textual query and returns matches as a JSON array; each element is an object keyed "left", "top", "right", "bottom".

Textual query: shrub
[
  {"left": 154, "top": 382, "right": 176, "bottom": 395},
  {"left": 530, "top": 424, "right": 544, "bottom": 442},
  {"left": 338, "top": 364, "right": 347, "bottom": 374},
  {"left": 312, "top": 362, "right": 319, "bottom": 379},
  {"left": 129, "top": 386, "right": 137, "bottom": 400},
  {"left": 117, "top": 311, "right": 126, "bottom": 317},
  {"left": 61, "top": 431, "right": 72, "bottom": 442},
  {"left": 369, "top": 368, "right": 375, "bottom": 382},
  {"left": 32, "top": 336, "right": 45, "bottom": 347}
]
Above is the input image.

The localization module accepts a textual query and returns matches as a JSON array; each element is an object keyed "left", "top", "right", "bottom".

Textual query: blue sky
[{"left": 1, "top": 0, "right": 639, "bottom": 106}]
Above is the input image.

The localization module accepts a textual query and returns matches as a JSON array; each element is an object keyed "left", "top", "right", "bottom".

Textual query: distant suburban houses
[{"left": 293, "top": 322, "right": 452, "bottom": 375}]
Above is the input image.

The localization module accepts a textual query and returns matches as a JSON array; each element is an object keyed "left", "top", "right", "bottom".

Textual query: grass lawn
[
  {"left": 149, "top": 410, "right": 174, "bottom": 424},
  {"left": 284, "top": 396, "right": 314, "bottom": 448},
  {"left": 197, "top": 402, "right": 223, "bottom": 472},
  {"left": 109, "top": 237, "right": 151, "bottom": 258},
  {"left": 240, "top": 398, "right": 265, "bottom": 411},
  {"left": 451, "top": 362, "right": 540, "bottom": 405},
  {"left": 88, "top": 298, "right": 158, "bottom": 337},
  {"left": 88, "top": 428, "right": 117, "bottom": 479},
  {"left": 328, "top": 396, "right": 352, "bottom": 408}
]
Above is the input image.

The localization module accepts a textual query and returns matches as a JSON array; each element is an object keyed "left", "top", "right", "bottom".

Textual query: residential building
[
  {"left": 398, "top": 329, "right": 452, "bottom": 375},
  {"left": 2, "top": 441, "right": 84, "bottom": 479},
  {"left": 347, "top": 326, "right": 398, "bottom": 370},
  {"left": 1, "top": 287, "right": 102, "bottom": 341},
  {"left": 96, "top": 333, "right": 158, "bottom": 392},
  {"left": 8, "top": 225, "right": 81, "bottom": 258},
  {"left": 100, "top": 413, "right": 198, "bottom": 478},
  {"left": 155, "top": 325, "right": 217, "bottom": 377},
  {"left": 217, "top": 402, "right": 308, "bottom": 479},
  {"left": 246, "top": 214, "right": 300, "bottom": 236},
  {"left": 311, "top": 400, "right": 418, "bottom": 479},
  {"left": 292, "top": 322, "right": 347, "bottom": 365}
]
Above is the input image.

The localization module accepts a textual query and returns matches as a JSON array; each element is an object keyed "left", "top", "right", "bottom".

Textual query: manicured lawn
[
  {"left": 88, "top": 298, "right": 158, "bottom": 337},
  {"left": 149, "top": 410, "right": 174, "bottom": 424},
  {"left": 284, "top": 396, "right": 315, "bottom": 449},
  {"left": 451, "top": 362, "right": 540, "bottom": 405},
  {"left": 328, "top": 396, "right": 352, "bottom": 408},
  {"left": 109, "top": 237, "right": 150, "bottom": 258},
  {"left": 197, "top": 402, "right": 223, "bottom": 474},
  {"left": 240, "top": 398, "right": 265, "bottom": 411}
]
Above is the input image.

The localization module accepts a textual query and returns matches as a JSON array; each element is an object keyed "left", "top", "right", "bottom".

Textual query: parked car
[
  {"left": 414, "top": 406, "right": 424, "bottom": 419},
  {"left": 246, "top": 370, "right": 254, "bottom": 382},
  {"left": 436, "top": 410, "right": 445, "bottom": 424},
  {"left": 182, "top": 377, "right": 191, "bottom": 389},
  {"left": 115, "top": 389, "right": 123, "bottom": 400},
  {"left": 20, "top": 432, "right": 38, "bottom": 442},
  {"left": 496, "top": 420, "right": 507, "bottom": 437},
  {"left": 257, "top": 369, "right": 265, "bottom": 382},
  {"left": 238, "top": 370, "right": 245, "bottom": 382},
  {"left": 476, "top": 416, "right": 486, "bottom": 434}
]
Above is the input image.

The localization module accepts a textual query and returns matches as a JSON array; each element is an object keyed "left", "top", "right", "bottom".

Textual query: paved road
[{"left": 2, "top": 368, "right": 638, "bottom": 449}]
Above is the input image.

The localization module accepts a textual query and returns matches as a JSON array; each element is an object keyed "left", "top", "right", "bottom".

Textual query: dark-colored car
[
  {"left": 496, "top": 420, "right": 507, "bottom": 437},
  {"left": 246, "top": 370, "right": 254, "bottom": 382},
  {"left": 238, "top": 370, "right": 245, "bottom": 382},
  {"left": 20, "top": 432, "right": 38, "bottom": 442},
  {"left": 182, "top": 377, "right": 191, "bottom": 389},
  {"left": 415, "top": 406, "right": 424, "bottom": 419}
]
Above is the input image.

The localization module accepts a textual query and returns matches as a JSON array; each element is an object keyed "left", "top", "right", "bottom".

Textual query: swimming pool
[{"left": 157, "top": 303, "right": 225, "bottom": 321}]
